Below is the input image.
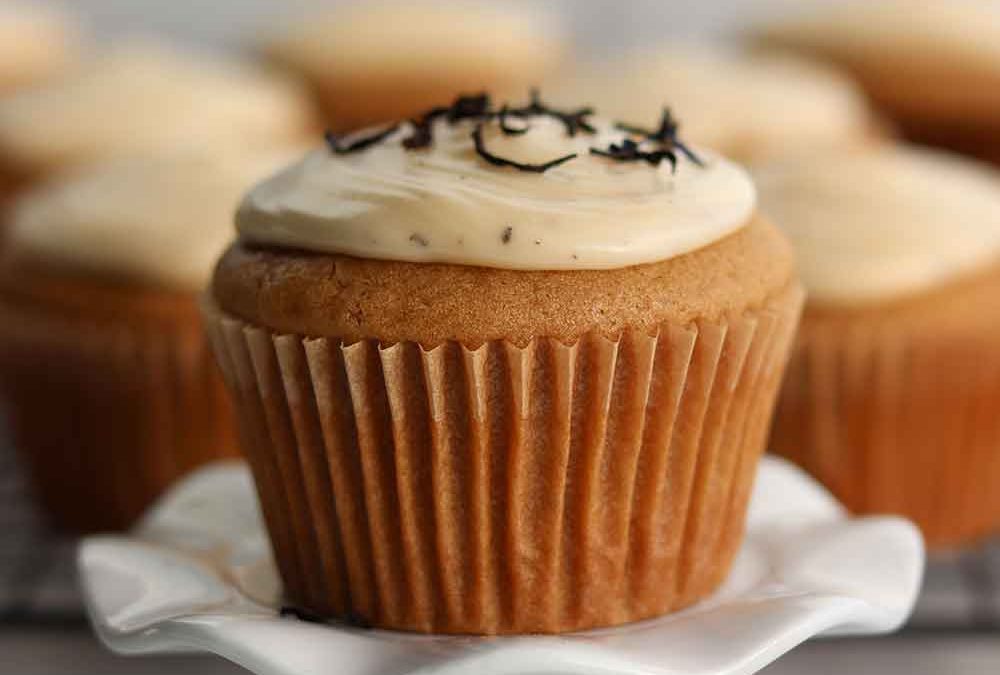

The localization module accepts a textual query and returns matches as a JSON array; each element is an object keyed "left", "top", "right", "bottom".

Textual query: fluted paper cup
[
  {"left": 0, "top": 293, "right": 238, "bottom": 532},
  {"left": 772, "top": 310, "right": 1000, "bottom": 548},
  {"left": 203, "top": 286, "right": 803, "bottom": 634}
]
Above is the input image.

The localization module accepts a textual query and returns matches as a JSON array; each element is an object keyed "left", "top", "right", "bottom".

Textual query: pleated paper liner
[
  {"left": 203, "top": 285, "right": 803, "bottom": 635},
  {"left": 772, "top": 315, "right": 1000, "bottom": 549},
  {"left": 0, "top": 295, "right": 238, "bottom": 533}
]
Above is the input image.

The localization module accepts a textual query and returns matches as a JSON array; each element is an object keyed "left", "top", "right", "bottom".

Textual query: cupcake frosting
[
  {"left": 754, "top": 146, "right": 1000, "bottom": 304},
  {"left": 0, "top": 1, "right": 78, "bottom": 91},
  {"left": 757, "top": 0, "right": 1000, "bottom": 70},
  {"left": 268, "top": 2, "right": 562, "bottom": 82},
  {"left": 0, "top": 41, "right": 315, "bottom": 173},
  {"left": 237, "top": 108, "right": 756, "bottom": 270},
  {"left": 8, "top": 150, "right": 304, "bottom": 290},
  {"left": 547, "top": 46, "right": 873, "bottom": 161}
]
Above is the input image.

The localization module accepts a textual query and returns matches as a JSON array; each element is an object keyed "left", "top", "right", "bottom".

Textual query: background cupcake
[
  {"left": 203, "top": 96, "right": 803, "bottom": 634},
  {"left": 0, "top": 149, "right": 300, "bottom": 532},
  {"left": 0, "top": 1, "right": 80, "bottom": 206},
  {"left": 547, "top": 44, "right": 880, "bottom": 164},
  {"left": 756, "top": 144, "right": 1000, "bottom": 548},
  {"left": 0, "top": 1, "right": 78, "bottom": 94},
  {"left": 261, "top": 1, "right": 565, "bottom": 132},
  {"left": 0, "top": 40, "right": 317, "bottom": 194},
  {"left": 753, "top": 0, "right": 1000, "bottom": 164}
]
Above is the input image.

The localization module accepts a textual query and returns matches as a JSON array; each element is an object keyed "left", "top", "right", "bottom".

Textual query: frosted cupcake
[
  {"left": 0, "top": 150, "right": 299, "bottom": 532},
  {"left": 0, "top": 41, "right": 317, "bottom": 190},
  {"left": 757, "top": 145, "right": 1000, "bottom": 548},
  {"left": 262, "top": 1, "right": 564, "bottom": 132},
  {"left": 0, "top": 1, "right": 78, "bottom": 93},
  {"left": 753, "top": 0, "right": 1000, "bottom": 164},
  {"left": 0, "top": 1, "right": 80, "bottom": 203},
  {"left": 203, "top": 94, "right": 804, "bottom": 633},
  {"left": 547, "top": 45, "right": 879, "bottom": 163}
]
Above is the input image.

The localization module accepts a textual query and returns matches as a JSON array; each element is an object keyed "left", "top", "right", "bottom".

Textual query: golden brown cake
[
  {"left": 0, "top": 150, "right": 299, "bottom": 532},
  {"left": 203, "top": 95, "right": 803, "bottom": 634},
  {"left": 756, "top": 145, "right": 1000, "bottom": 548},
  {"left": 547, "top": 45, "right": 882, "bottom": 164},
  {"left": 753, "top": 0, "right": 1000, "bottom": 164},
  {"left": 262, "top": 2, "right": 565, "bottom": 132}
]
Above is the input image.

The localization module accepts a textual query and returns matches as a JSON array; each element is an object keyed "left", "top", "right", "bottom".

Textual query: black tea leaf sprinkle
[
  {"left": 472, "top": 123, "right": 577, "bottom": 173},
  {"left": 325, "top": 124, "right": 400, "bottom": 154}
]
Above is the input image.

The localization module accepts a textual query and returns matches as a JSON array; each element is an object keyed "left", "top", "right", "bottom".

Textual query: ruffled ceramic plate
[{"left": 79, "top": 456, "right": 924, "bottom": 675}]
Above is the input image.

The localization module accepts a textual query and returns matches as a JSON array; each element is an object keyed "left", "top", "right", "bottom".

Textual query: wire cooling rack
[{"left": 1, "top": 437, "right": 999, "bottom": 631}]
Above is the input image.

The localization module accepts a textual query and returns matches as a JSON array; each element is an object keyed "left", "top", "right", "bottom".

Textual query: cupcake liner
[
  {"left": 772, "top": 317, "right": 1000, "bottom": 548},
  {"left": 203, "top": 286, "right": 803, "bottom": 634},
  {"left": 0, "top": 295, "right": 238, "bottom": 533}
]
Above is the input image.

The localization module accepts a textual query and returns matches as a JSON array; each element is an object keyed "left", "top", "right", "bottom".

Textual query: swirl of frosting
[
  {"left": 753, "top": 146, "right": 1000, "bottom": 304},
  {"left": 237, "top": 114, "right": 756, "bottom": 270}
]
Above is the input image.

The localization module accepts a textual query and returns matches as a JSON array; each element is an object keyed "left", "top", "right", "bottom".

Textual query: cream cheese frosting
[
  {"left": 547, "top": 46, "right": 873, "bottom": 162},
  {"left": 753, "top": 146, "right": 1000, "bottom": 305},
  {"left": 756, "top": 0, "right": 1000, "bottom": 71},
  {"left": 237, "top": 113, "right": 756, "bottom": 270},
  {"left": 8, "top": 149, "right": 305, "bottom": 290},
  {"left": 0, "top": 1, "right": 78, "bottom": 92},
  {"left": 268, "top": 2, "right": 562, "bottom": 83},
  {"left": 0, "top": 41, "right": 315, "bottom": 174}
]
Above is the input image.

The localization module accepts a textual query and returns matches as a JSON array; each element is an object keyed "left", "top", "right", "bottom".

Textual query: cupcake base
[
  {"left": 0, "top": 272, "right": 238, "bottom": 532},
  {"left": 202, "top": 284, "right": 803, "bottom": 634},
  {"left": 771, "top": 265, "right": 1000, "bottom": 548}
]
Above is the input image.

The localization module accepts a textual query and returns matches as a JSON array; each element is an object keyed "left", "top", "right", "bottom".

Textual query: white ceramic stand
[{"left": 79, "top": 456, "right": 924, "bottom": 675}]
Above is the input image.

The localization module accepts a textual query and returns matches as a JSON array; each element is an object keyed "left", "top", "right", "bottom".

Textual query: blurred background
[{"left": 1, "top": 0, "right": 999, "bottom": 674}]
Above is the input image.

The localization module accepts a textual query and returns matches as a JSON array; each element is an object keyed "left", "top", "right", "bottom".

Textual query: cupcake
[
  {"left": 753, "top": 0, "right": 1000, "bottom": 164},
  {"left": 757, "top": 145, "right": 1000, "bottom": 548},
  {"left": 547, "top": 45, "right": 880, "bottom": 163},
  {"left": 0, "top": 150, "right": 300, "bottom": 532},
  {"left": 0, "top": 1, "right": 78, "bottom": 94},
  {"left": 0, "top": 40, "right": 317, "bottom": 192},
  {"left": 202, "top": 94, "right": 804, "bottom": 633},
  {"left": 0, "top": 1, "right": 80, "bottom": 204},
  {"left": 262, "top": 1, "right": 564, "bottom": 133}
]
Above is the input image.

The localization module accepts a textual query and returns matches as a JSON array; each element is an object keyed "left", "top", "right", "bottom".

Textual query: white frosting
[
  {"left": 0, "top": 1, "right": 77, "bottom": 91},
  {"left": 237, "top": 115, "right": 756, "bottom": 270},
  {"left": 547, "top": 46, "right": 873, "bottom": 161},
  {"left": 754, "top": 146, "right": 1000, "bottom": 304},
  {"left": 269, "top": 2, "right": 562, "bottom": 81},
  {"left": 9, "top": 149, "right": 305, "bottom": 289},
  {"left": 0, "top": 41, "right": 315, "bottom": 173},
  {"left": 760, "top": 0, "right": 1000, "bottom": 70}
]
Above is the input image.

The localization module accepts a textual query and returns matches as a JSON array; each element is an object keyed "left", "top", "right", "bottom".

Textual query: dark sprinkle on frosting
[
  {"left": 613, "top": 109, "right": 704, "bottom": 167},
  {"left": 501, "top": 226, "right": 513, "bottom": 243},
  {"left": 324, "top": 124, "right": 400, "bottom": 154},
  {"left": 323, "top": 93, "right": 703, "bottom": 174},
  {"left": 472, "top": 123, "right": 578, "bottom": 173}
]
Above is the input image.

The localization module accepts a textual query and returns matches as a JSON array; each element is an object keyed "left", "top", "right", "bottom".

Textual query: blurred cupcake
[
  {"left": 0, "top": 1, "right": 80, "bottom": 203},
  {"left": 757, "top": 145, "right": 1000, "bottom": 548},
  {"left": 0, "top": 40, "right": 317, "bottom": 190},
  {"left": 547, "top": 45, "right": 880, "bottom": 163},
  {"left": 753, "top": 0, "right": 1000, "bottom": 164},
  {"left": 0, "top": 1, "right": 78, "bottom": 93},
  {"left": 0, "top": 150, "right": 300, "bottom": 532},
  {"left": 203, "top": 95, "right": 803, "bottom": 633},
  {"left": 262, "top": 1, "right": 564, "bottom": 132}
]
